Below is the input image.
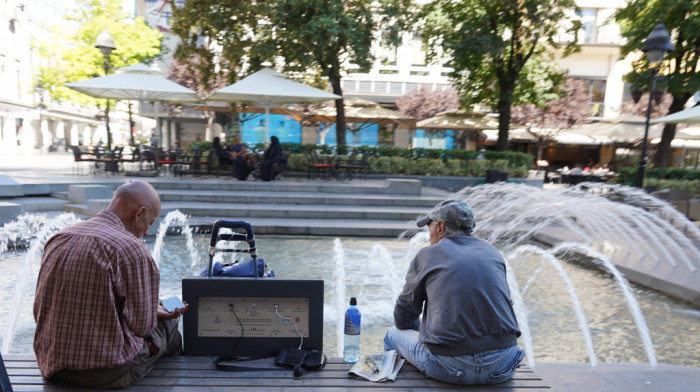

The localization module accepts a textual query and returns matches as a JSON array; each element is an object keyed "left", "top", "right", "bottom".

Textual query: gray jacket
[{"left": 394, "top": 235, "right": 520, "bottom": 356}]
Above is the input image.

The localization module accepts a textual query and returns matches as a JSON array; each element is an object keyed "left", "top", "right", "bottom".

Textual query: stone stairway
[{"left": 59, "top": 179, "right": 451, "bottom": 237}]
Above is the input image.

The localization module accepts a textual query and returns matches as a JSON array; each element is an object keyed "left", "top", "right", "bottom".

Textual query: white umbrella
[
  {"left": 206, "top": 68, "right": 341, "bottom": 142},
  {"left": 651, "top": 105, "right": 700, "bottom": 124},
  {"left": 65, "top": 63, "right": 201, "bottom": 103},
  {"left": 567, "top": 114, "right": 663, "bottom": 143},
  {"left": 417, "top": 110, "right": 498, "bottom": 131},
  {"left": 66, "top": 63, "right": 202, "bottom": 169}
]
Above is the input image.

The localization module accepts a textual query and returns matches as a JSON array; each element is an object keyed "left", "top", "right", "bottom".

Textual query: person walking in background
[
  {"left": 33, "top": 180, "right": 187, "bottom": 389},
  {"left": 261, "top": 135, "right": 282, "bottom": 181},
  {"left": 384, "top": 199, "right": 524, "bottom": 385}
]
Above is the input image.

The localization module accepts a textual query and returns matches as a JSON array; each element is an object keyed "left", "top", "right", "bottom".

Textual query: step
[
  {"left": 181, "top": 216, "right": 419, "bottom": 237},
  {"left": 9, "top": 197, "right": 70, "bottom": 213},
  {"left": 150, "top": 178, "right": 423, "bottom": 195},
  {"left": 157, "top": 189, "right": 443, "bottom": 208},
  {"left": 162, "top": 202, "right": 428, "bottom": 221}
]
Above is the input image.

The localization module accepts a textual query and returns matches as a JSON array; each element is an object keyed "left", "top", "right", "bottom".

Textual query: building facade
[{"left": 0, "top": 0, "right": 146, "bottom": 155}]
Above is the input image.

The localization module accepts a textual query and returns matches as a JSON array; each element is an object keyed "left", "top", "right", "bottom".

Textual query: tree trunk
[
  {"left": 329, "top": 63, "right": 346, "bottom": 146},
  {"left": 653, "top": 95, "right": 691, "bottom": 168},
  {"left": 496, "top": 78, "right": 515, "bottom": 151}
]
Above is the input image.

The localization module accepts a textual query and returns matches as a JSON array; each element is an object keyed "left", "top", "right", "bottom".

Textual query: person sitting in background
[
  {"left": 213, "top": 136, "right": 234, "bottom": 166},
  {"left": 384, "top": 199, "right": 524, "bottom": 386},
  {"left": 569, "top": 164, "right": 584, "bottom": 175},
  {"left": 228, "top": 136, "right": 256, "bottom": 180},
  {"left": 261, "top": 135, "right": 282, "bottom": 181},
  {"left": 33, "top": 180, "right": 187, "bottom": 389}
]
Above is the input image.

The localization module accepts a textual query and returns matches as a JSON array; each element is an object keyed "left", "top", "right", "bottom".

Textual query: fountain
[{"left": 1, "top": 185, "right": 699, "bottom": 370}]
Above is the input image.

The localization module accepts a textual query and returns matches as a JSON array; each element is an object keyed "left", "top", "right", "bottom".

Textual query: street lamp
[
  {"left": 636, "top": 23, "right": 674, "bottom": 189},
  {"left": 95, "top": 29, "right": 116, "bottom": 149}
]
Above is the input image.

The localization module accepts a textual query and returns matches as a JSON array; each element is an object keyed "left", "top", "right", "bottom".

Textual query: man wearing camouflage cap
[{"left": 384, "top": 199, "right": 524, "bottom": 385}]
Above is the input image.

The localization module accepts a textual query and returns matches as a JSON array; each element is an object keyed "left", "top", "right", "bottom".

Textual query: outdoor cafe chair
[
  {"left": 305, "top": 150, "right": 335, "bottom": 180},
  {"left": 334, "top": 151, "right": 357, "bottom": 181},
  {"left": 69, "top": 146, "right": 96, "bottom": 176}
]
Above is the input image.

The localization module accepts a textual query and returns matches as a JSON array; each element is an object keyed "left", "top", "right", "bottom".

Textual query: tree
[
  {"left": 396, "top": 86, "right": 459, "bottom": 121},
  {"left": 511, "top": 78, "right": 591, "bottom": 160},
  {"left": 35, "top": 0, "right": 163, "bottom": 105},
  {"left": 167, "top": 55, "right": 230, "bottom": 141},
  {"left": 171, "top": 0, "right": 415, "bottom": 145},
  {"left": 422, "top": 0, "right": 581, "bottom": 151},
  {"left": 615, "top": 0, "right": 700, "bottom": 168},
  {"left": 396, "top": 86, "right": 461, "bottom": 147},
  {"left": 621, "top": 92, "right": 672, "bottom": 119}
]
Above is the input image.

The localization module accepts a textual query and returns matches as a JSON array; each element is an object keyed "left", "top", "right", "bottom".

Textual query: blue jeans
[{"left": 384, "top": 327, "right": 525, "bottom": 385}]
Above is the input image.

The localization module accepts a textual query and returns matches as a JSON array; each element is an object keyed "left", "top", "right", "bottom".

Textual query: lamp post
[
  {"left": 95, "top": 29, "right": 116, "bottom": 149},
  {"left": 636, "top": 23, "right": 674, "bottom": 189}
]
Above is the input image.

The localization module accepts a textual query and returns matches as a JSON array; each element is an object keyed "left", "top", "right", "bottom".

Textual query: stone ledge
[{"left": 67, "top": 184, "right": 114, "bottom": 204}]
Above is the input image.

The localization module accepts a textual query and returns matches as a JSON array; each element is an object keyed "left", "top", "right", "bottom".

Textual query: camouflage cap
[{"left": 417, "top": 199, "right": 475, "bottom": 233}]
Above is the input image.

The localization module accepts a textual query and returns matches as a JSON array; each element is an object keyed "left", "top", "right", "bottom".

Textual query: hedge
[
  {"left": 287, "top": 153, "right": 530, "bottom": 178},
  {"left": 614, "top": 167, "right": 700, "bottom": 197}
]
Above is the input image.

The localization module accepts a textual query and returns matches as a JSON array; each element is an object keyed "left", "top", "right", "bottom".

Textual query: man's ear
[{"left": 134, "top": 206, "right": 147, "bottom": 221}]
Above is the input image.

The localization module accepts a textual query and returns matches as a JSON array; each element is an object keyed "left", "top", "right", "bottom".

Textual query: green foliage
[
  {"left": 421, "top": 0, "right": 581, "bottom": 150},
  {"left": 172, "top": 0, "right": 415, "bottom": 145},
  {"left": 335, "top": 144, "right": 350, "bottom": 156},
  {"left": 614, "top": 167, "right": 700, "bottom": 186},
  {"left": 368, "top": 157, "right": 393, "bottom": 174},
  {"left": 646, "top": 179, "right": 700, "bottom": 198},
  {"left": 615, "top": 0, "right": 700, "bottom": 167},
  {"left": 287, "top": 153, "right": 308, "bottom": 172},
  {"left": 35, "top": 0, "right": 163, "bottom": 105},
  {"left": 488, "top": 159, "right": 510, "bottom": 173},
  {"left": 189, "top": 141, "right": 213, "bottom": 151},
  {"left": 464, "top": 160, "right": 492, "bottom": 176}
]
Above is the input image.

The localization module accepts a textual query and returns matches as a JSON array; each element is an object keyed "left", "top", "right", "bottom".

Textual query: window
[
  {"left": 374, "top": 81, "right": 387, "bottom": 93},
  {"left": 378, "top": 31, "right": 397, "bottom": 66},
  {"left": 578, "top": 78, "right": 606, "bottom": 117},
  {"left": 409, "top": 32, "right": 426, "bottom": 66},
  {"left": 358, "top": 81, "right": 372, "bottom": 93},
  {"left": 577, "top": 9, "right": 597, "bottom": 44}
]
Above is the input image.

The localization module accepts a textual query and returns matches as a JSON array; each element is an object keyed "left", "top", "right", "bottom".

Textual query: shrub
[
  {"left": 389, "top": 156, "right": 410, "bottom": 174},
  {"left": 509, "top": 165, "right": 529, "bottom": 178},
  {"left": 465, "top": 159, "right": 491, "bottom": 177},
  {"left": 646, "top": 179, "right": 700, "bottom": 198},
  {"left": 287, "top": 153, "right": 307, "bottom": 172},
  {"left": 446, "top": 159, "right": 467, "bottom": 176},
  {"left": 414, "top": 158, "right": 448, "bottom": 176},
  {"left": 489, "top": 159, "right": 510, "bottom": 172},
  {"left": 368, "top": 156, "right": 392, "bottom": 174}
]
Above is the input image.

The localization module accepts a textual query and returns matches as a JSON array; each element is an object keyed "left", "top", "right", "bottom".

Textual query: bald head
[{"left": 107, "top": 180, "right": 161, "bottom": 238}]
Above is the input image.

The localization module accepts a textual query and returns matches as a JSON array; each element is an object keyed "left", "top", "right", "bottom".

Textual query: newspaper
[{"left": 348, "top": 350, "right": 405, "bottom": 382}]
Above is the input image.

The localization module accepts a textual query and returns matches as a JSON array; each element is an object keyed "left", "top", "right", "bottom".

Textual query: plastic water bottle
[{"left": 343, "top": 297, "right": 361, "bottom": 363}]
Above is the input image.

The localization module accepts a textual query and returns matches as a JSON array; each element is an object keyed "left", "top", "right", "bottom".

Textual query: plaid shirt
[{"left": 33, "top": 211, "right": 159, "bottom": 377}]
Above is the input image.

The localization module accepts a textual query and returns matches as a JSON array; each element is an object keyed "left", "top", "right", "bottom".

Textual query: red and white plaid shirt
[{"left": 33, "top": 211, "right": 159, "bottom": 377}]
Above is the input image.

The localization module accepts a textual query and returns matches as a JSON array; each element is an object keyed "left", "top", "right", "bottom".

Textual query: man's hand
[{"left": 157, "top": 300, "right": 189, "bottom": 320}]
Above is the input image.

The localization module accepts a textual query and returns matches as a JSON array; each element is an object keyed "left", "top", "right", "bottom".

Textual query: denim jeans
[{"left": 384, "top": 327, "right": 525, "bottom": 385}]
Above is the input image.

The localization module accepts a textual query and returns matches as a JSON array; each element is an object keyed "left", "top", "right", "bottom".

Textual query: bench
[{"left": 3, "top": 354, "right": 548, "bottom": 391}]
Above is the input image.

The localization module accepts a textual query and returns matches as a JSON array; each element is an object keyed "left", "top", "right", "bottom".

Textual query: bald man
[{"left": 33, "top": 180, "right": 188, "bottom": 388}]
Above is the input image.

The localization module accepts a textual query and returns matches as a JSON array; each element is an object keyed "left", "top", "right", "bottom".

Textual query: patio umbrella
[
  {"left": 417, "top": 110, "right": 498, "bottom": 131},
  {"left": 651, "top": 104, "right": 700, "bottom": 124},
  {"left": 567, "top": 114, "right": 664, "bottom": 143},
  {"left": 303, "top": 97, "right": 416, "bottom": 127},
  {"left": 302, "top": 97, "right": 415, "bottom": 145},
  {"left": 190, "top": 101, "right": 303, "bottom": 121},
  {"left": 66, "top": 63, "right": 201, "bottom": 103},
  {"left": 65, "top": 63, "right": 202, "bottom": 149},
  {"left": 206, "top": 68, "right": 341, "bottom": 142}
]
